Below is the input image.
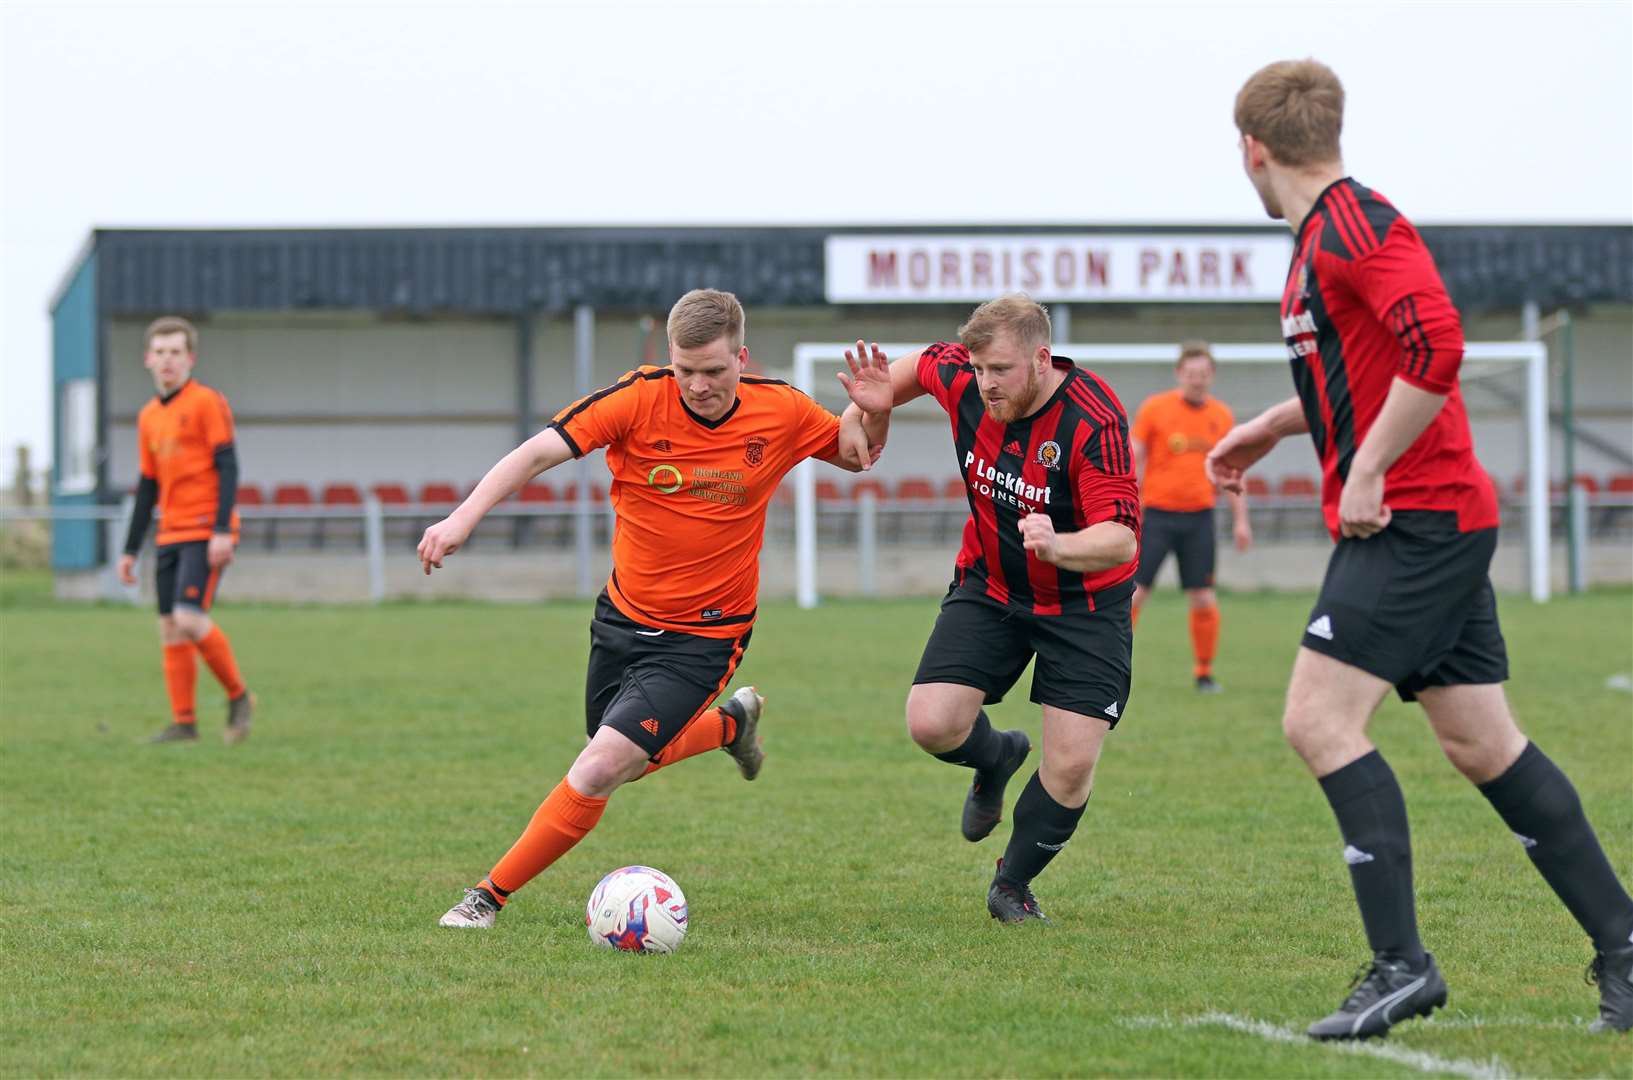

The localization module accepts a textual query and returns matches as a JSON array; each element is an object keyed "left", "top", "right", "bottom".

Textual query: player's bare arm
[
  {"left": 1205, "top": 396, "right": 1309, "bottom": 493},
  {"left": 1227, "top": 488, "right": 1253, "bottom": 551},
  {"left": 1017, "top": 515, "right": 1138, "bottom": 573},
  {"left": 1337, "top": 378, "right": 1449, "bottom": 539},
  {"left": 418, "top": 426, "right": 575, "bottom": 573}
]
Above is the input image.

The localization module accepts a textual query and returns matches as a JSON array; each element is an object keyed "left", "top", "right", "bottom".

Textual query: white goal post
[{"left": 791, "top": 340, "right": 1550, "bottom": 607}]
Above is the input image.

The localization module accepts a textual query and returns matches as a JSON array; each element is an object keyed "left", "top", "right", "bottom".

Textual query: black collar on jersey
[
  {"left": 1296, "top": 176, "right": 1357, "bottom": 249},
  {"left": 155, "top": 378, "right": 193, "bottom": 406}
]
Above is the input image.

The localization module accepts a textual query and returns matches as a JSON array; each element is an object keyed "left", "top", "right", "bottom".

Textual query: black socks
[
  {"left": 1479, "top": 741, "right": 1633, "bottom": 953},
  {"left": 932, "top": 710, "right": 1010, "bottom": 773},
  {"left": 1318, "top": 751, "right": 1426, "bottom": 968},
  {"left": 999, "top": 771, "right": 1087, "bottom": 885}
]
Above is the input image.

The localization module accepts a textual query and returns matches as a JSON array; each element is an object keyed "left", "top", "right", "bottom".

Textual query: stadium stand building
[{"left": 47, "top": 224, "right": 1633, "bottom": 597}]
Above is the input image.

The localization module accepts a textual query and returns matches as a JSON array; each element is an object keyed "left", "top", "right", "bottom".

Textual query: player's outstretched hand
[
  {"left": 1338, "top": 468, "right": 1392, "bottom": 539},
  {"left": 1206, "top": 420, "right": 1278, "bottom": 494},
  {"left": 837, "top": 341, "right": 893, "bottom": 415},
  {"left": 1018, "top": 513, "right": 1059, "bottom": 564},
  {"left": 418, "top": 517, "right": 471, "bottom": 575}
]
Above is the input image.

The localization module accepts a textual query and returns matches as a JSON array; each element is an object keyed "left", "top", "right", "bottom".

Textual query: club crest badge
[
  {"left": 744, "top": 436, "right": 768, "bottom": 467},
  {"left": 1036, "top": 440, "right": 1062, "bottom": 471}
]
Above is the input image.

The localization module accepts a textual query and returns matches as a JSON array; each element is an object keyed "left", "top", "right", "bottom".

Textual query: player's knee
[
  {"left": 904, "top": 692, "right": 966, "bottom": 752},
  {"left": 567, "top": 748, "right": 634, "bottom": 797},
  {"left": 1280, "top": 701, "right": 1324, "bottom": 759},
  {"left": 1435, "top": 727, "right": 1523, "bottom": 785},
  {"left": 1041, "top": 753, "right": 1098, "bottom": 804},
  {"left": 171, "top": 608, "right": 212, "bottom": 641},
  {"left": 1187, "top": 588, "right": 1216, "bottom": 610}
]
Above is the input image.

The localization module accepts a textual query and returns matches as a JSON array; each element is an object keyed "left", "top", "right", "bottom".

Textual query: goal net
[{"left": 788, "top": 340, "right": 1550, "bottom": 607}]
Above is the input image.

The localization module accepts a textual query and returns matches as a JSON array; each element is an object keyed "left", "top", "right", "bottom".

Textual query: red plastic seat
[
  {"left": 815, "top": 479, "right": 845, "bottom": 502},
  {"left": 942, "top": 478, "right": 967, "bottom": 501},
  {"left": 560, "top": 482, "right": 608, "bottom": 503},
  {"left": 420, "top": 483, "right": 460, "bottom": 506},
  {"left": 272, "top": 484, "right": 314, "bottom": 507},
  {"left": 321, "top": 483, "right": 363, "bottom": 506},
  {"left": 1244, "top": 476, "right": 1271, "bottom": 498},
  {"left": 851, "top": 479, "right": 889, "bottom": 502},
  {"left": 1276, "top": 476, "right": 1318, "bottom": 499},
  {"left": 897, "top": 478, "right": 936, "bottom": 501},
  {"left": 370, "top": 483, "right": 410, "bottom": 505},
  {"left": 1608, "top": 473, "right": 1633, "bottom": 495},
  {"left": 236, "top": 483, "right": 265, "bottom": 507},
  {"left": 518, "top": 483, "right": 556, "bottom": 503}
]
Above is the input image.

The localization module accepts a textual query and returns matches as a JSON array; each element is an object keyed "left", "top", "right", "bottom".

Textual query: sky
[{"left": 3, "top": 0, "right": 1630, "bottom": 473}]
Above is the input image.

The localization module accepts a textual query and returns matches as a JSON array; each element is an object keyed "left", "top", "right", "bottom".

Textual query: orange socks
[
  {"left": 477, "top": 711, "right": 740, "bottom": 902},
  {"left": 162, "top": 643, "right": 197, "bottom": 725},
  {"left": 638, "top": 708, "right": 735, "bottom": 778},
  {"left": 195, "top": 626, "right": 247, "bottom": 699},
  {"left": 484, "top": 779, "right": 608, "bottom": 899},
  {"left": 1190, "top": 605, "right": 1220, "bottom": 678}
]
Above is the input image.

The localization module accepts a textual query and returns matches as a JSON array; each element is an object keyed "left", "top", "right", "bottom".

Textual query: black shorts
[
  {"left": 1133, "top": 508, "right": 1216, "bottom": 590},
  {"left": 585, "top": 591, "right": 751, "bottom": 756},
  {"left": 912, "top": 582, "right": 1133, "bottom": 726},
  {"left": 155, "top": 541, "right": 227, "bottom": 615},
  {"left": 1301, "top": 511, "right": 1508, "bottom": 702}
]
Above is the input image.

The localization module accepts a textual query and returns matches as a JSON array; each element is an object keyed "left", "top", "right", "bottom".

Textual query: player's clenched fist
[
  {"left": 418, "top": 517, "right": 471, "bottom": 575},
  {"left": 1017, "top": 513, "right": 1059, "bottom": 564}
]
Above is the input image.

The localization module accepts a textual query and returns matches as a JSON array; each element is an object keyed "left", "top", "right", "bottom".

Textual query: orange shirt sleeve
[
  {"left": 201, "top": 389, "right": 236, "bottom": 449},
  {"left": 788, "top": 390, "right": 841, "bottom": 463},
  {"left": 1131, "top": 397, "right": 1156, "bottom": 449},
  {"left": 549, "top": 369, "right": 653, "bottom": 457}
]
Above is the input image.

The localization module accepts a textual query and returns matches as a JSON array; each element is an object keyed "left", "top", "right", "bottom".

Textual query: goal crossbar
[{"left": 791, "top": 341, "right": 1550, "bottom": 606}]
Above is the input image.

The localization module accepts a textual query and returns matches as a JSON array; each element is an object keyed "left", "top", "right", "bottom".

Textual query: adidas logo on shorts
[
  {"left": 640, "top": 717, "right": 660, "bottom": 735},
  {"left": 1306, "top": 614, "right": 1334, "bottom": 640}
]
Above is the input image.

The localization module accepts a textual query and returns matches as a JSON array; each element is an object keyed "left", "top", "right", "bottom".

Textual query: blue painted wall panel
[{"left": 51, "top": 250, "right": 100, "bottom": 570}]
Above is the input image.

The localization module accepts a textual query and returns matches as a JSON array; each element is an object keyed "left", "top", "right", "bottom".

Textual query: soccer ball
[{"left": 585, "top": 865, "right": 688, "bottom": 953}]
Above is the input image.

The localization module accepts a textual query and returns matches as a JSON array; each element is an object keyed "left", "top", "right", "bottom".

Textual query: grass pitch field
[{"left": 2, "top": 570, "right": 1630, "bottom": 1078}]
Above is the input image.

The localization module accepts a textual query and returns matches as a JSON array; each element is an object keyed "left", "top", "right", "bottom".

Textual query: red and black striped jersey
[
  {"left": 1281, "top": 178, "right": 1499, "bottom": 537},
  {"left": 916, "top": 342, "right": 1141, "bottom": 614}
]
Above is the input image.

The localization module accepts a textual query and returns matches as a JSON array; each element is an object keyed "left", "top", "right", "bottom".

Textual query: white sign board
[{"left": 825, "top": 233, "right": 1294, "bottom": 304}]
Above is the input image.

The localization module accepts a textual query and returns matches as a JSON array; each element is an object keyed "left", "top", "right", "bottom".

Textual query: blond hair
[
  {"left": 1234, "top": 59, "right": 1344, "bottom": 167},
  {"left": 1178, "top": 339, "right": 1215, "bottom": 367},
  {"left": 958, "top": 294, "right": 1052, "bottom": 353},
  {"left": 144, "top": 315, "right": 198, "bottom": 353},
  {"left": 666, "top": 289, "right": 745, "bottom": 353}
]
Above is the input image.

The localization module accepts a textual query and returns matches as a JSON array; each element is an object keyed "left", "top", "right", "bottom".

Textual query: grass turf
[{"left": 1, "top": 570, "right": 1630, "bottom": 1077}]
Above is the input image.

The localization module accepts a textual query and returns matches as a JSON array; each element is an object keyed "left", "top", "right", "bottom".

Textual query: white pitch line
[{"left": 1125, "top": 1012, "right": 1520, "bottom": 1080}]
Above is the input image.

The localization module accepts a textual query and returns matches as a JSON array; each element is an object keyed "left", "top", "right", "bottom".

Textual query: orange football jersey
[
  {"left": 1132, "top": 389, "right": 1234, "bottom": 512},
  {"left": 551, "top": 367, "right": 842, "bottom": 638},
  {"left": 137, "top": 379, "right": 241, "bottom": 544}
]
